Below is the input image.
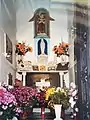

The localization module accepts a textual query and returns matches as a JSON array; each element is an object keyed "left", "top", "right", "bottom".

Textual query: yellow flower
[{"left": 45, "top": 87, "right": 55, "bottom": 100}]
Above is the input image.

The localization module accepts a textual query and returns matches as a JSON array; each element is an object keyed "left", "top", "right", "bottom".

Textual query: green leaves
[{"left": 49, "top": 90, "right": 69, "bottom": 109}]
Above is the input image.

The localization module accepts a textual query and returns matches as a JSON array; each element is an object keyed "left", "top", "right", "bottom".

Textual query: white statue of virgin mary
[{"left": 40, "top": 39, "right": 45, "bottom": 54}]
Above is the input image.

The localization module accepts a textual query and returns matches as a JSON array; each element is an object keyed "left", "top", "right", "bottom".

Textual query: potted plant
[
  {"left": 47, "top": 87, "right": 69, "bottom": 120},
  {"left": 10, "top": 86, "right": 39, "bottom": 120},
  {"left": 0, "top": 87, "right": 21, "bottom": 120}
]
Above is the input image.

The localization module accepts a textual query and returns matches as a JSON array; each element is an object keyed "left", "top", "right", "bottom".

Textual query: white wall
[
  {"left": 0, "top": 0, "right": 16, "bottom": 84},
  {"left": 16, "top": 0, "right": 69, "bottom": 63}
]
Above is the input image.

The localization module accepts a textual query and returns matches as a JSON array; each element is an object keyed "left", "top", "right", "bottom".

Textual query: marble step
[{"left": 33, "top": 108, "right": 50, "bottom": 113}]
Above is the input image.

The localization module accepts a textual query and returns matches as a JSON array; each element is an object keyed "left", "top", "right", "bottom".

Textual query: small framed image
[
  {"left": 32, "top": 65, "right": 39, "bottom": 71},
  {"left": 4, "top": 33, "right": 13, "bottom": 64},
  {"left": 39, "top": 65, "right": 46, "bottom": 71},
  {"left": 48, "top": 66, "right": 56, "bottom": 71}
]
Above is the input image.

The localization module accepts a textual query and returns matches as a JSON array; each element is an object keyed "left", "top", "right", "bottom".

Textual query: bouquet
[
  {"left": 53, "top": 42, "right": 70, "bottom": 56},
  {"left": 15, "top": 42, "right": 32, "bottom": 55},
  {"left": 0, "top": 87, "right": 21, "bottom": 120},
  {"left": 10, "top": 87, "right": 39, "bottom": 111},
  {"left": 47, "top": 87, "right": 69, "bottom": 109}
]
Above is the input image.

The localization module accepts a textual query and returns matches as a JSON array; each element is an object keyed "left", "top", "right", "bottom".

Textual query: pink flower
[
  {"left": 15, "top": 108, "right": 22, "bottom": 113},
  {"left": 10, "top": 87, "right": 40, "bottom": 108}
]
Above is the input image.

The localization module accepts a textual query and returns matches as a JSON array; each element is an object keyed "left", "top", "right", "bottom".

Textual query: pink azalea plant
[
  {"left": 10, "top": 87, "right": 40, "bottom": 111},
  {"left": 0, "top": 87, "right": 21, "bottom": 120}
]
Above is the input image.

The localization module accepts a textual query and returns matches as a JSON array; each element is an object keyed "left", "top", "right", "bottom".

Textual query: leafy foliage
[{"left": 48, "top": 88, "right": 69, "bottom": 109}]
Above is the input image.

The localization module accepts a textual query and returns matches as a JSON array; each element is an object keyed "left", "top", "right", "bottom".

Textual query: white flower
[
  {"left": 0, "top": 111, "right": 3, "bottom": 115},
  {"left": 74, "top": 113, "right": 76, "bottom": 116},
  {"left": 70, "top": 82, "right": 76, "bottom": 89},
  {"left": 56, "top": 87, "right": 61, "bottom": 92},
  {"left": 2, "top": 105, "right": 7, "bottom": 110},
  {"left": 69, "top": 97, "right": 76, "bottom": 108},
  {"left": 12, "top": 117, "right": 18, "bottom": 120},
  {"left": 69, "top": 97, "right": 73, "bottom": 103},
  {"left": 72, "top": 90, "right": 78, "bottom": 97},
  {"left": 75, "top": 108, "right": 79, "bottom": 112},
  {"left": 9, "top": 104, "right": 13, "bottom": 107}
]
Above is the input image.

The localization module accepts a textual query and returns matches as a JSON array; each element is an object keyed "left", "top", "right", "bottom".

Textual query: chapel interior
[{"left": 0, "top": 0, "right": 90, "bottom": 120}]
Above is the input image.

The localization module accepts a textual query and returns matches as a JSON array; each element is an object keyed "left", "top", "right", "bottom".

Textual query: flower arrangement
[
  {"left": 53, "top": 42, "right": 70, "bottom": 56},
  {"left": 47, "top": 87, "right": 69, "bottom": 109},
  {"left": 15, "top": 42, "right": 32, "bottom": 55},
  {"left": 10, "top": 87, "right": 39, "bottom": 111},
  {"left": 0, "top": 87, "right": 21, "bottom": 120}
]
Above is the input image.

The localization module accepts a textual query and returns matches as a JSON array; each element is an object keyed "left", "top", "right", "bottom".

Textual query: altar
[{"left": 16, "top": 8, "right": 69, "bottom": 89}]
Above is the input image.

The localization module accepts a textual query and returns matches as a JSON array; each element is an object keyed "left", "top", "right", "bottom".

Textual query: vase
[
  {"left": 54, "top": 104, "right": 63, "bottom": 120},
  {"left": 16, "top": 55, "right": 24, "bottom": 64}
]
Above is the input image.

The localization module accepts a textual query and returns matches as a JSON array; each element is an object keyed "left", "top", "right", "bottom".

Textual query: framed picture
[
  {"left": 6, "top": 34, "right": 13, "bottom": 64},
  {"left": 32, "top": 65, "right": 39, "bottom": 71}
]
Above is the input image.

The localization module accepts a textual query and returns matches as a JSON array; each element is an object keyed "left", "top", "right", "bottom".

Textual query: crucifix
[{"left": 36, "top": 78, "right": 50, "bottom": 89}]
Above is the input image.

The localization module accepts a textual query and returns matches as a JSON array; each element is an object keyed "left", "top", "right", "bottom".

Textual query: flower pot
[
  {"left": 54, "top": 104, "right": 63, "bottom": 120},
  {"left": 16, "top": 55, "right": 24, "bottom": 65}
]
